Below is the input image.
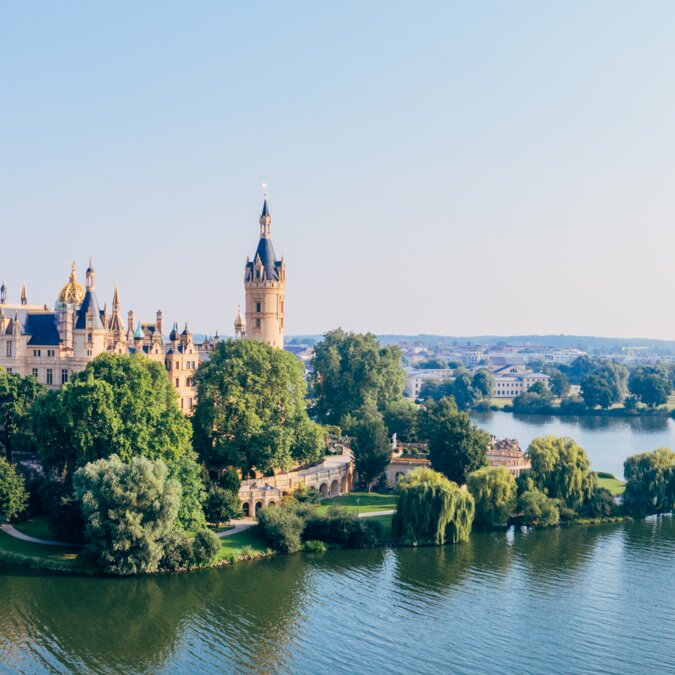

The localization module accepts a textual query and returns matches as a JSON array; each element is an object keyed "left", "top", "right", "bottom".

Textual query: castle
[{"left": 0, "top": 195, "right": 286, "bottom": 413}]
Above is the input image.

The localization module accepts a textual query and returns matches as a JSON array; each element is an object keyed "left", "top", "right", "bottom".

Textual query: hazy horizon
[{"left": 2, "top": 2, "right": 674, "bottom": 339}]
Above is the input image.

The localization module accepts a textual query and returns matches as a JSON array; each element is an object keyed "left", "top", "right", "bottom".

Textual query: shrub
[
  {"left": 582, "top": 488, "right": 616, "bottom": 519},
  {"left": 304, "top": 508, "right": 382, "bottom": 548},
  {"left": 257, "top": 503, "right": 306, "bottom": 553},
  {"left": 518, "top": 490, "right": 560, "bottom": 527},
  {"left": 48, "top": 496, "right": 86, "bottom": 544},
  {"left": 293, "top": 485, "right": 320, "bottom": 504},
  {"left": 192, "top": 529, "right": 221, "bottom": 566},
  {"left": 160, "top": 531, "right": 194, "bottom": 571},
  {"left": 304, "top": 540, "right": 328, "bottom": 553}
]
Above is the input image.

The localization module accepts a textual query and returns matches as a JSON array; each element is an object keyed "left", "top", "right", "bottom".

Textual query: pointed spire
[
  {"left": 259, "top": 188, "right": 272, "bottom": 239},
  {"left": 0, "top": 279, "right": 6, "bottom": 304},
  {"left": 20, "top": 283, "right": 27, "bottom": 305},
  {"left": 112, "top": 283, "right": 120, "bottom": 309},
  {"left": 86, "top": 257, "right": 95, "bottom": 290}
]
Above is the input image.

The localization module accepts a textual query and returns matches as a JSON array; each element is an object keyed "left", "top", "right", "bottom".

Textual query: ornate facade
[
  {"left": 240, "top": 195, "right": 285, "bottom": 348},
  {"left": 0, "top": 261, "right": 198, "bottom": 413}
]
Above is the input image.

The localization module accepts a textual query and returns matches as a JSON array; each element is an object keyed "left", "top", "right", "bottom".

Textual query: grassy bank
[
  {"left": 0, "top": 530, "right": 79, "bottom": 572},
  {"left": 316, "top": 491, "right": 397, "bottom": 514},
  {"left": 597, "top": 476, "right": 626, "bottom": 496}
]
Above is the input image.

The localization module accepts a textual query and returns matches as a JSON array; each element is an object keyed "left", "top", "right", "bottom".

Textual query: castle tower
[
  {"left": 73, "top": 258, "right": 107, "bottom": 359},
  {"left": 244, "top": 194, "right": 285, "bottom": 348}
]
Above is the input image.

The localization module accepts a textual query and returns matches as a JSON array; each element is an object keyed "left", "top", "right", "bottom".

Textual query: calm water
[
  {"left": 1, "top": 517, "right": 674, "bottom": 673},
  {"left": 471, "top": 411, "right": 675, "bottom": 479}
]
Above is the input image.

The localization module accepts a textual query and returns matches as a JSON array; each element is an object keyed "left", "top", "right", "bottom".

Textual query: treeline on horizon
[{"left": 287, "top": 333, "right": 675, "bottom": 354}]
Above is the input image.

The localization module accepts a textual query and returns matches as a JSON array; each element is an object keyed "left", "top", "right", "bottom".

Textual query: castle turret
[
  {"left": 234, "top": 305, "right": 246, "bottom": 339},
  {"left": 244, "top": 194, "right": 285, "bottom": 348}
]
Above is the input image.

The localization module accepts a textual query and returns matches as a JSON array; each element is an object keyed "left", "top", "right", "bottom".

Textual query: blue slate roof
[
  {"left": 247, "top": 237, "right": 281, "bottom": 281},
  {"left": 25, "top": 313, "right": 61, "bottom": 346},
  {"left": 75, "top": 290, "right": 104, "bottom": 330}
]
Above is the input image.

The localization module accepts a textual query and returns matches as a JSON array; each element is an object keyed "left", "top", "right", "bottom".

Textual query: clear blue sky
[{"left": 1, "top": 2, "right": 673, "bottom": 338}]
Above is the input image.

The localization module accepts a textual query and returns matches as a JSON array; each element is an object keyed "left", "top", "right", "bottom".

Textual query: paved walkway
[
  {"left": 216, "top": 520, "right": 255, "bottom": 538},
  {"left": 358, "top": 510, "right": 395, "bottom": 518},
  {"left": 0, "top": 523, "right": 80, "bottom": 547}
]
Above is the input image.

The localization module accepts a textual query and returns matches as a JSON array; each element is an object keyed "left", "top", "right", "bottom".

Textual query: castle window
[
  {"left": 6, "top": 368, "right": 12, "bottom": 374},
  {"left": 256, "top": 302, "right": 261, "bottom": 313},
  {"left": 32, "top": 368, "right": 38, "bottom": 379},
  {"left": 61, "top": 369, "right": 68, "bottom": 384},
  {"left": 175, "top": 377, "right": 180, "bottom": 387},
  {"left": 47, "top": 349, "right": 54, "bottom": 357},
  {"left": 255, "top": 319, "right": 261, "bottom": 328},
  {"left": 46, "top": 369, "right": 53, "bottom": 385},
  {"left": 6, "top": 342, "right": 11, "bottom": 357},
  {"left": 33, "top": 349, "right": 41, "bottom": 357},
  {"left": 187, "top": 398, "right": 193, "bottom": 409},
  {"left": 87, "top": 350, "right": 92, "bottom": 356}
]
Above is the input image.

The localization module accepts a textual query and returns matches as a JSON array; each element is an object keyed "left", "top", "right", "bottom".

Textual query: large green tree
[
  {"left": 467, "top": 466, "right": 517, "bottom": 528},
  {"left": 428, "top": 408, "right": 490, "bottom": 485},
  {"left": 548, "top": 370, "right": 570, "bottom": 397},
  {"left": 580, "top": 373, "right": 614, "bottom": 409},
  {"left": 192, "top": 339, "right": 323, "bottom": 475},
  {"left": 0, "top": 457, "right": 28, "bottom": 521},
  {"left": 525, "top": 436, "right": 596, "bottom": 510},
  {"left": 393, "top": 467, "right": 474, "bottom": 545},
  {"left": 623, "top": 448, "right": 675, "bottom": 517},
  {"left": 348, "top": 407, "right": 391, "bottom": 490},
  {"left": 74, "top": 455, "right": 181, "bottom": 575},
  {"left": 382, "top": 399, "right": 418, "bottom": 442},
  {"left": 310, "top": 329, "right": 405, "bottom": 425},
  {"left": 0, "top": 369, "right": 45, "bottom": 463},
  {"left": 32, "top": 354, "right": 204, "bottom": 529},
  {"left": 628, "top": 367, "right": 671, "bottom": 408}
]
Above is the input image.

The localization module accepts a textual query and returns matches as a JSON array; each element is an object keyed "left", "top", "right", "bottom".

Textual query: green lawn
[
  {"left": 316, "top": 491, "right": 397, "bottom": 515},
  {"left": 666, "top": 394, "right": 675, "bottom": 412},
  {"left": 0, "top": 530, "right": 79, "bottom": 567},
  {"left": 487, "top": 397, "right": 513, "bottom": 409},
  {"left": 12, "top": 516, "right": 56, "bottom": 542},
  {"left": 216, "top": 527, "right": 269, "bottom": 561},
  {"left": 597, "top": 476, "right": 625, "bottom": 496}
]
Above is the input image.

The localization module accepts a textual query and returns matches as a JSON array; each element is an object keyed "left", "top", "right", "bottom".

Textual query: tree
[
  {"left": 518, "top": 490, "right": 560, "bottom": 526},
  {"left": 623, "top": 448, "right": 675, "bottom": 517},
  {"left": 525, "top": 436, "right": 596, "bottom": 510},
  {"left": 74, "top": 455, "right": 181, "bottom": 575},
  {"left": 418, "top": 379, "right": 453, "bottom": 403},
  {"left": 428, "top": 410, "right": 490, "bottom": 485},
  {"left": 310, "top": 329, "right": 406, "bottom": 424},
  {"left": 192, "top": 340, "right": 323, "bottom": 475},
  {"left": 467, "top": 466, "right": 517, "bottom": 528},
  {"left": 628, "top": 367, "right": 671, "bottom": 408},
  {"left": 392, "top": 467, "right": 474, "bottom": 545},
  {"left": 0, "top": 457, "right": 28, "bottom": 521},
  {"left": 349, "top": 407, "right": 391, "bottom": 491},
  {"left": 203, "top": 487, "right": 242, "bottom": 524},
  {"left": 581, "top": 363, "right": 628, "bottom": 408},
  {"left": 472, "top": 369, "right": 495, "bottom": 400},
  {"left": 32, "top": 354, "right": 205, "bottom": 530},
  {"left": 513, "top": 383, "right": 554, "bottom": 413},
  {"left": 451, "top": 372, "right": 478, "bottom": 410},
  {"left": 382, "top": 399, "right": 417, "bottom": 442},
  {"left": 580, "top": 373, "right": 614, "bottom": 409},
  {"left": 0, "top": 370, "right": 45, "bottom": 463},
  {"left": 548, "top": 370, "right": 570, "bottom": 397},
  {"left": 191, "top": 530, "right": 221, "bottom": 566}
]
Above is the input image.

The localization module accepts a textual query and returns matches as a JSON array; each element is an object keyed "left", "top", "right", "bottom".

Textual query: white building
[
  {"left": 404, "top": 367, "right": 453, "bottom": 398},
  {"left": 491, "top": 364, "right": 550, "bottom": 398}
]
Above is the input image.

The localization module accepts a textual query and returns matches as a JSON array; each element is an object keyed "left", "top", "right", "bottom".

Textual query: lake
[
  {"left": 471, "top": 411, "right": 675, "bottom": 479},
  {"left": 0, "top": 517, "right": 673, "bottom": 673}
]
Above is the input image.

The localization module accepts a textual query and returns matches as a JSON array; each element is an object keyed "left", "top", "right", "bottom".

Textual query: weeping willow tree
[
  {"left": 526, "top": 436, "right": 596, "bottom": 510},
  {"left": 467, "top": 466, "right": 517, "bottom": 528},
  {"left": 623, "top": 448, "right": 675, "bottom": 517},
  {"left": 392, "top": 467, "right": 474, "bottom": 545}
]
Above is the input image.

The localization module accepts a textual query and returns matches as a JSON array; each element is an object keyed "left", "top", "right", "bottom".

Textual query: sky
[{"left": 1, "top": 1, "right": 674, "bottom": 339}]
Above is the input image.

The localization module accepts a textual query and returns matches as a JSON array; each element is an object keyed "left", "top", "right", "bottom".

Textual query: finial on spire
[
  {"left": 20, "top": 283, "right": 27, "bottom": 305},
  {"left": 86, "top": 258, "right": 95, "bottom": 289},
  {"left": 70, "top": 261, "right": 77, "bottom": 282}
]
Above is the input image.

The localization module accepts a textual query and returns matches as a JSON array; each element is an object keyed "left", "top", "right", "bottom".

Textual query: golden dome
[{"left": 57, "top": 261, "right": 86, "bottom": 305}]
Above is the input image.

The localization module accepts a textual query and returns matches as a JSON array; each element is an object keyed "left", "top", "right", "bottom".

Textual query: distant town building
[
  {"left": 404, "top": 366, "right": 453, "bottom": 398},
  {"left": 490, "top": 364, "right": 550, "bottom": 398},
  {"left": 487, "top": 436, "right": 531, "bottom": 477}
]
